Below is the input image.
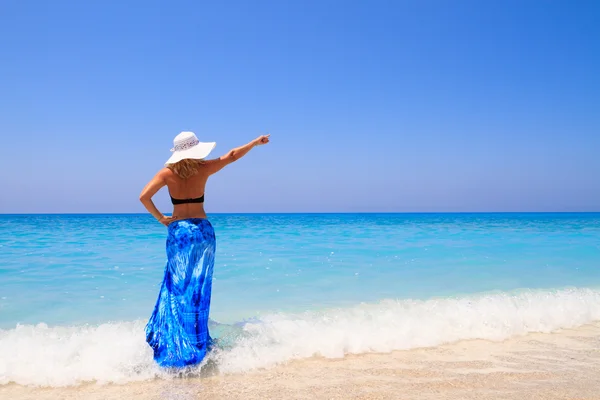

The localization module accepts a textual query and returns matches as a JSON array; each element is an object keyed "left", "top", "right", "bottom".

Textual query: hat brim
[{"left": 165, "top": 142, "right": 216, "bottom": 166}]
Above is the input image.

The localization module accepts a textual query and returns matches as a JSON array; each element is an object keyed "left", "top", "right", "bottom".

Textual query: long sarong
[{"left": 145, "top": 218, "right": 216, "bottom": 368}]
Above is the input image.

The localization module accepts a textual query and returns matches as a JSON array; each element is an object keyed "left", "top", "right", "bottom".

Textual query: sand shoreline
[{"left": 3, "top": 323, "right": 600, "bottom": 400}]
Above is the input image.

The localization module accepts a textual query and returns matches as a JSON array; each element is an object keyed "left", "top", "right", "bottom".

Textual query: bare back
[{"left": 163, "top": 163, "right": 213, "bottom": 220}]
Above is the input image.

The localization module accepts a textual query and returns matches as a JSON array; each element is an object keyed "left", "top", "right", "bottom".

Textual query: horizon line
[{"left": 1, "top": 211, "right": 599, "bottom": 216}]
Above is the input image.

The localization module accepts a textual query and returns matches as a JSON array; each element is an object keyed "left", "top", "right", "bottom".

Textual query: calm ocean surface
[{"left": 1, "top": 213, "right": 600, "bottom": 386}]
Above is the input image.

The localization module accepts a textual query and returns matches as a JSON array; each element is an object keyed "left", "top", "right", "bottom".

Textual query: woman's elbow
[{"left": 139, "top": 192, "right": 150, "bottom": 203}]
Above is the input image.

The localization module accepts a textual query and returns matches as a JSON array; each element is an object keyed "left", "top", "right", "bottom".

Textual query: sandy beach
[{"left": 3, "top": 322, "right": 600, "bottom": 400}]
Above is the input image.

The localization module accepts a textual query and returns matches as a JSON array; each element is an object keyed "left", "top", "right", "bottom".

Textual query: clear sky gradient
[{"left": 1, "top": 0, "right": 598, "bottom": 213}]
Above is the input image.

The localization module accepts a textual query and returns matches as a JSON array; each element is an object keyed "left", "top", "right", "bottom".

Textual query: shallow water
[{"left": 1, "top": 213, "right": 599, "bottom": 386}]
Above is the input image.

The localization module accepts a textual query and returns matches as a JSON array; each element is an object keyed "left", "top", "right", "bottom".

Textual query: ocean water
[{"left": 1, "top": 213, "right": 600, "bottom": 387}]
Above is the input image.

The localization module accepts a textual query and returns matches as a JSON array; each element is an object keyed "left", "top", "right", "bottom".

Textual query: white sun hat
[{"left": 165, "top": 131, "right": 216, "bottom": 166}]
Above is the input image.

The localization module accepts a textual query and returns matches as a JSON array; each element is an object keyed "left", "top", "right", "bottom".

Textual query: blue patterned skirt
[{"left": 145, "top": 218, "right": 216, "bottom": 368}]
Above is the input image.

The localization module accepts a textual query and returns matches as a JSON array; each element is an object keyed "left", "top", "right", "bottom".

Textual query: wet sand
[{"left": 3, "top": 322, "right": 600, "bottom": 400}]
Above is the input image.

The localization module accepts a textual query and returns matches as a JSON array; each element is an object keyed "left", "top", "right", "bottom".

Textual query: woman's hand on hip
[{"left": 159, "top": 215, "right": 177, "bottom": 226}]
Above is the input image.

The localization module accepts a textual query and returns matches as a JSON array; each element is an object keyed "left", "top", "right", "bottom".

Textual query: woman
[{"left": 139, "top": 131, "right": 270, "bottom": 368}]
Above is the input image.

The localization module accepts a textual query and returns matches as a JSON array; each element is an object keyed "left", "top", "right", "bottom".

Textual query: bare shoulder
[
  {"left": 200, "top": 158, "right": 225, "bottom": 174},
  {"left": 159, "top": 167, "right": 173, "bottom": 177},
  {"left": 155, "top": 167, "right": 173, "bottom": 182},
  {"left": 200, "top": 159, "right": 220, "bottom": 167}
]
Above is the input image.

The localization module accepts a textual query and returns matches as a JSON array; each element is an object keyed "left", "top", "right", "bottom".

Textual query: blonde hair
[{"left": 167, "top": 158, "right": 204, "bottom": 179}]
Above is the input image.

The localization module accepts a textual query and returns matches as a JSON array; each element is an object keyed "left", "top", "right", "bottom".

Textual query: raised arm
[{"left": 205, "top": 134, "right": 270, "bottom": 175}]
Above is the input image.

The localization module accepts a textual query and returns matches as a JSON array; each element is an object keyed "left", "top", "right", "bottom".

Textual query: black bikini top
[{"left": 170, "top": 194, "right": 205, "bottom": 205}]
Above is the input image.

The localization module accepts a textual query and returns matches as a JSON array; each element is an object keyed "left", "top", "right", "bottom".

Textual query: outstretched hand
[{"left": 254, "top": 134, "right": 270, "bottom": 146}]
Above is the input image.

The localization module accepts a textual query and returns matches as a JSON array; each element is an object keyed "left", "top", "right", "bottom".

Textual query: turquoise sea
[{"left": 1, "top": 213, "right": 600, "bottom": 386}]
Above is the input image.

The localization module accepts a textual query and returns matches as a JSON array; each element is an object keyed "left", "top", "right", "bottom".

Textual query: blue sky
[{"left": 1, "top": 0, "right": 598, "bottom": 213}]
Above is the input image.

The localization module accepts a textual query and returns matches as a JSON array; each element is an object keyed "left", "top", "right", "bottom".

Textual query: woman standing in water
[{"left": 139, "top": 131, "right": 270, "bottom": 367}]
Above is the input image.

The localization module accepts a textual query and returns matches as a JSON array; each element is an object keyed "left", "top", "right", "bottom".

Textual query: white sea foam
[
  {"left": 2, "top": 287, "right": 600, "bottom": 386},
  {"left": 0, "top": 320, "right": 163, "bottom": 387}
]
